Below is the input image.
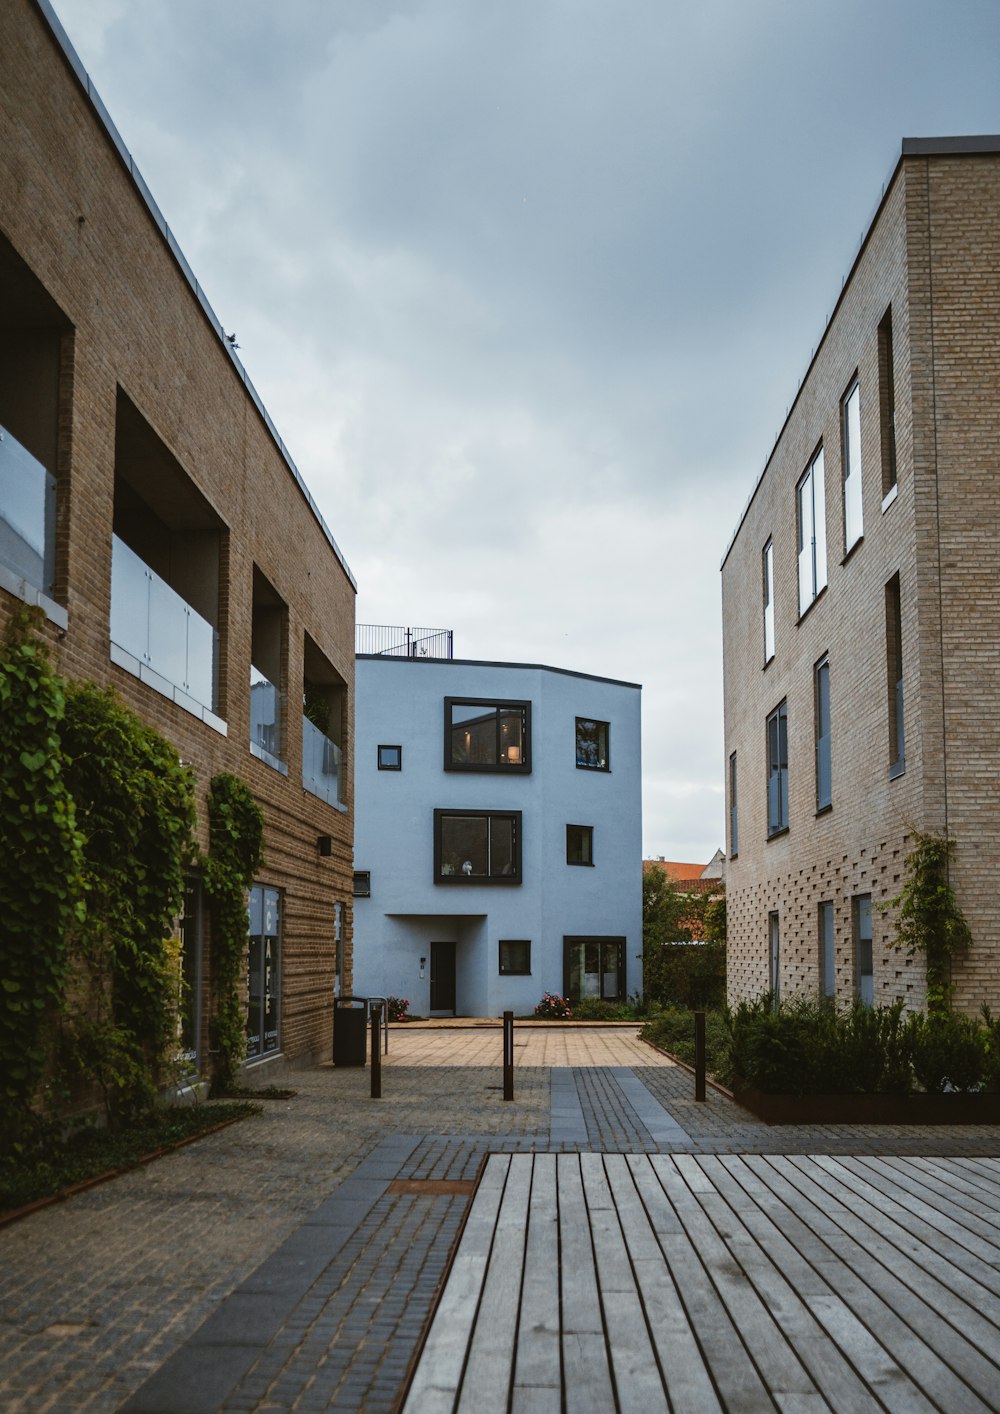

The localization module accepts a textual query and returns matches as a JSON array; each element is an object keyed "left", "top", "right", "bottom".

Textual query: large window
[
  {"left": 886, "top": 573, "right": 905, "bottom": 778},
  {"left": 566, "top": 823, "right": 594, "bottom": 866},
  {"left": 564, "top": 937, "right": 625, "bottom": 1003},
  {"left": 814, "top": 656, "right": 831, "bottom": 812},
  {"left": 842, "top": 378, "right": 863, "bottom": 552},
  {"left": 878, "top": 306, "right": 897, "bottom": 501},
  {"left": 818, "top": 900, "right": 835, "bottom": 1001},
  {"left": 576, "top": 717, "right": 609, "bottom": 770},
  {"left": 445, "top": 699, "right": 530, "bottom": 772},
  {"left": 247, "top": 884, "right": 281, "bottom": 1061},
  {"left": 762, "top": 539, "right": 775, "bottom": 664},
  {"left": 854, "top": 894, "right": 874, "bottom": 1006},
  {"left": 797, "top": 447, "right": 827, "bottom": 615},
  {"left": 499, "top": 940, "right": 531, "bottom": 975},
  {"left": 303, "top": 632, "right": 347, "bottom": 809},
  {"left": 766, "top": 701, "right": 788, "bottom": 836},
  {"left": 729, "top": 752, "right": 738, "bottom": 858},
  {"left": 434, "top": 809, "right": 521, "bottom": 884}
]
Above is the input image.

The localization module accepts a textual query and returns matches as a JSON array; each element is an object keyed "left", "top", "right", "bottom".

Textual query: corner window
[
  {"left": 576, "top": 717, "right": 609, "bottom": 770},
  {"left": 766, "top": 701, "right": 788, "bottom": 836},
  {"left": 444, "top": 699, "right": 530, "bottom": 772},
  {"left": 566, "top": 824, "right": 594, "bottom": 866},
  {"left": 818, "top": 900, "right": 835, "bottom": 1000},
  {"left": 729, "top": 752, "right": 738, "bottom": 858},
  {"left": 353, "top": 871, "right": 371, "bottom": 898},
  {"left": 762, "top": 539, "right": 775, "bottom": 663},
  {"left": 247, "top": 884, "right": 281, "bottom": 1060},
  {"left": 250, "top": 566, "right": 286, "bottom": 773},
  {"left": 499, "top": 940, "right": 531, "bottom": 975},
  {"left": 886, "top": 573, "right": 904, "bottom": 778},
  {"left": 814, "top": 655, "right": 831, "bottom": 812},
  {"left": 854, "top": 894, "right": 873, "bottom": 1006},
  {"left": 878, "top": 307, "right": 897, "bottom": 500},
  {"left": 378, "top": 744, "right": 402, "bottom": 771},
  {"left": 796, "top": 447, "right": 827, "bottom": 615},
  {"left": 842, "top": 377, "right": 863, "bottom": 553},
  {"left": 434, "top": 809, "right": 521, "bottom": 884}
]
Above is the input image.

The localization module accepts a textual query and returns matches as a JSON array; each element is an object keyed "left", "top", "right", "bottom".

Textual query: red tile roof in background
[{"left": 643, "top": 859, "right": 707, "bottom": 882}]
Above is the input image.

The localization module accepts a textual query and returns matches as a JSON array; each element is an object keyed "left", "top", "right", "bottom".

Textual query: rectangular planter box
[{"left": 733, "top": 1084, "right": 1000, "bottom": 1126}]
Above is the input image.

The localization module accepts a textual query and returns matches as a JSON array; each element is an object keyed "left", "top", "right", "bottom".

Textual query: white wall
[{"left": 352, "top": 655, "right": 642, "bottom": 1016}]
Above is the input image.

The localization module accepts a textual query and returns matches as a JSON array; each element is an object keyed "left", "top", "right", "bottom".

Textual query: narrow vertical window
[
  {"left": 796, "top": 448, "right": 827, "bottom": 614},
  {"left": 729, "top": 751, "right": 738, "bottom": 858},
  {"left": 854, "top": 894, "right": 874, "bottom": 1006},
  {"left": 814, "top": 655, "right": 831, "bottom": 811},
  {"left": 766, "top": 701, "right": 788, "bottom": 836},
  {"left": 842, "top": 378, "right": 863, "bottom": 551},
  {"left": 818, "top": 900, "right": 835, "bottom": 1000},
  {"left": 886, "top": 573, "right": 904, "bottom": 777},
  {"left": 769, "top": 911, "right": 780, "bottom": 1001},
  {"left": 878, "top": 307, "right": 897, "bottom": 500},
  {"left": 762, "top": 539, "right": 775, "bottom": 663}
]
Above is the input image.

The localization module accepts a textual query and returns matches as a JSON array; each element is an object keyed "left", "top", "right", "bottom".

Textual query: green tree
[{"left": 642, "top": 870, "right": 726, "bottom": 1009}]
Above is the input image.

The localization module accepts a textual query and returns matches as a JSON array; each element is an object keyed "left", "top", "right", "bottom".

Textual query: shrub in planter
[
  {"left": 640, "top": 1007, "right": 733, "bottom": 1084},
  {"left": 910, "top": 1011, "right": 986, "bottom": 1093},
  {"left": 386, "top": 996, "right": 410, "bottom": 1022},
  {"left": 534, "top": 992, "right": 572, "bottom": 1019}
]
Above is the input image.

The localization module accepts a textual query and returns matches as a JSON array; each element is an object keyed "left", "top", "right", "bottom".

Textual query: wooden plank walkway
[{"left": 402, "top": 1153, "right": 1000, "bottom": 1413}]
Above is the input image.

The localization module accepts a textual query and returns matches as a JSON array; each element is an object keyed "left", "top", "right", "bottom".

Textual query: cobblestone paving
[{"left": 4, "top": 1029, "right": 1000, "bottom": 1413}]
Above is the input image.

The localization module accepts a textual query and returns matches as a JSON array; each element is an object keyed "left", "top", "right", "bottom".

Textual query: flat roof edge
[
  {"left": 32, "top": 0, "right": 357, "bottom": 592},
  {"left": 720, "top": 134, "right": 1000, "bottom": 573},
  {"left": 356, "top": 653, "right": 642, "bottom": 691}
]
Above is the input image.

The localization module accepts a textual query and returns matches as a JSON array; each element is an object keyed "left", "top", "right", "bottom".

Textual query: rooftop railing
[{"left": 356, "top": 624, "right": 453, "bottom": 659}]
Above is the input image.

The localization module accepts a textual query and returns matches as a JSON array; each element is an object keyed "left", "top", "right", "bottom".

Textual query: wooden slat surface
[{"left": 402, "top": 1154, "right": 1000, "bottom": 1413}]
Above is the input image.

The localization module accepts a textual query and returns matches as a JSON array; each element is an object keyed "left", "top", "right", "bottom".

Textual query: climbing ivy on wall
[
  {"left": 60, "top": 683, "right": 198, "bottom": 1123},
  {"left": 0, "top": 610, "right": 85, "bottom": 1146},
  {"left": 883, "top": 829, "right": 972, "bottom": 1014},
  {"left": 204, "top": 773, "right": 264, "bottom": 1092}
]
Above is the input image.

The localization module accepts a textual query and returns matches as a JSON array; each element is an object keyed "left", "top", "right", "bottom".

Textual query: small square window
[
  {"left": 566, "top": 823, "right": 594, "bottom": 865},
  {"left": 576, "top": 718, "right": 609, "bottom": 770},
  {"left": 378, "top": 744, "right": 402, "bottom": 770},
  {"left": 499, "top": 940, "right": 531, "bottom": 975},
  {"left": 353, "top": 871, "right": 370, "bottom": 898}
]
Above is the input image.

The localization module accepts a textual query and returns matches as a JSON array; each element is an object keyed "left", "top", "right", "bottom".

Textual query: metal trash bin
[{"left": 334, "top": 996, "right": 368, "bottom": 1066}]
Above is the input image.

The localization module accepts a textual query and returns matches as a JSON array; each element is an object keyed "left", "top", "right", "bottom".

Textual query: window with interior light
[
  {"left": 444, "top": 699, "right": 530, "bottom": 772},
  {"left": 434, "top": 809, "right": 522, "bottom": 883}
]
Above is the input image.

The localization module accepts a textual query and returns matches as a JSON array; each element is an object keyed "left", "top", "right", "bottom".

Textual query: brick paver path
[{"left": 1, "top": 1026, "right": 999, "bottom": 1412}]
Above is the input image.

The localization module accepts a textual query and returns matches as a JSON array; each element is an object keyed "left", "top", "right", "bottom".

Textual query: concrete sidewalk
[{"left": 2, "top": 1028, "right": 1000, "bottom": 1412}]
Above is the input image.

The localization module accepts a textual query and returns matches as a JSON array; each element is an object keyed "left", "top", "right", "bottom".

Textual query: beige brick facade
[
  {"left": 0, "top": 0, "right": 356, "bottom": 1073},
  {"left": 722, "top": 139, "right": 1000, "bottom": 1016}
]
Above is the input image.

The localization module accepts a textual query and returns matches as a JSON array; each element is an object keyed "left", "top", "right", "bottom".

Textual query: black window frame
[
  {"left": 352, "top": 870, "right": 371, "bottom": 898},
  {"left": 814, "top": 655, "right": 831, "bottom": 813},
  {"left": 766, "top": 700, "right": 789, "bottom": 837},
  {"left": 729, "top": 751, "right": 738, "bottom": 858},
  {"left": 443, "top": 697, "right": 531, "bottom": 773},
  {"left": 377, "top": 744, "right": 402, "bottom": 771},
  {"left": 433, "top": 808, "right": 522, "bottom": 885},
  {"left": 878, "top": 306, "right": 897, "bottom": 499},
  {"left": 854, "top": 893, "right": 874, "bottom": 1006},
  {"left": 818, "top": 899, "right": 835, "bottom": 1001},
  {"left": 246, "top": 883, "right": 281, "bottom": 1062},
  {"left": 498, "top": 939, "right": 531, "bottom": 975},
  {"left": 886, "top": 573, "right": 905, "bottom": 779},
  {"left": 575, "top": 717, "right": 610, "bottom": 771},
  {"left": 563, "top": 936, "right": 626, "bottom": 1003},
  {"left": 566, "top": 823, "right": 594, "bottom": 866}
]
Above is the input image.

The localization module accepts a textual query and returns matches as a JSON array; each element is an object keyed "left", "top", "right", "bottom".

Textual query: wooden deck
[{"left": 402, "top": 1153, "right": 1000, "bottom": 1412}]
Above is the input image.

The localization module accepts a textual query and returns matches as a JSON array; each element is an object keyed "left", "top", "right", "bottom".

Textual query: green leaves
[{"left": 882, "top": 830, "right": 972, "bottom": 1014}]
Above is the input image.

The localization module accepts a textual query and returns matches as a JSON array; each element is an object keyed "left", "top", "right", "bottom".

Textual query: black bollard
[
  {"left": 503, "top": 1010, "right": 514, "bottom": 1102},
  {"left": 371, "top": 1003, "right": 382, "bottom": 1099},
  {"left": 694, "top": 1008, "right": 706, "bottom": 1102}
]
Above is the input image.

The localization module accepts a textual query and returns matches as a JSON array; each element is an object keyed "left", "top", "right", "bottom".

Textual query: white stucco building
[{"left": 351, "top": 640, "right": 642, "bottom": 1017}]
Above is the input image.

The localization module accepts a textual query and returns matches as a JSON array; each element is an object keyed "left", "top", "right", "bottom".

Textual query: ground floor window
[
  {"left": 499, "top": 939, "right": 531, "bottom": 975},
  {"left": 563, "top": 937, "right": 625, "bottom": 1002},
  {"left": 769, "top": 911, "right": 780, "bottom": 1000},
  {"left": 247, "top": 884, "right": 281, "bottom": 1060},
  {"left": 854, "top": 893, "right": 874, "bottom": 1006}
]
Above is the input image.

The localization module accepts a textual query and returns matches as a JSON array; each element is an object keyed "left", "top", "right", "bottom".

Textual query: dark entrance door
[{"left": 430, "top": 941, "right": 457, "bottom": 1013}]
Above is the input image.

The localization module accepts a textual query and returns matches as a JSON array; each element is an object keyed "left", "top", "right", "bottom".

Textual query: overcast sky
[{"left": 52, "top": 0, "right": 1000, "bottom": 862}]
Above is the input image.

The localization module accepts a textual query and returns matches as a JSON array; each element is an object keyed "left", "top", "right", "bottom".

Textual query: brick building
[
  {"left": 722, "top": 137, "right": 1000, "bottom": 1015},
  {"left": 0, "top": 0, "right": 356, "bottom": 1075}
]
